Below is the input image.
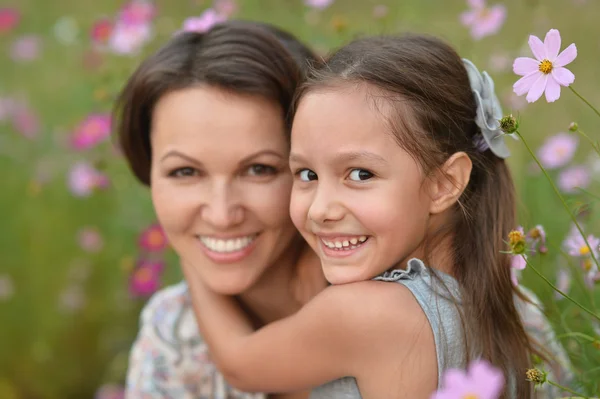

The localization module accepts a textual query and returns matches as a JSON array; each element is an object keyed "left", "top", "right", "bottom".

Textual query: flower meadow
[{"left": 1, "top": 0, "right": 599, "bottom": 397}]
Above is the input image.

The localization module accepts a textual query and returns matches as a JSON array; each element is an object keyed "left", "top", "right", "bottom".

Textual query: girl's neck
[{"left": 236, "top": 236, "right": 307, "bottom": 326}]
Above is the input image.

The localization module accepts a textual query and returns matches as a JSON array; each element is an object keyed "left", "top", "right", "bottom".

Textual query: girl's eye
[
  {"left": 169, "top": 167, "right": 197, "bottom": 177},
  {"left": 348, "top": 169, "right": 374, "bottom": 182},
  {"left": 298, "top": 169, "right": 318, "bottom": 182},
  {"left": 247, "top": 164, "right": 277, "bottom": 176}
]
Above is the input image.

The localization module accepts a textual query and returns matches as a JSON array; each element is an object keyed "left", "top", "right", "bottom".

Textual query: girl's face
[
  {"left": 289, "top": 88, "right": 434, "bottom": 285},
  {"left": 150, "top": 86, "right": 299, "bottom": 295}
]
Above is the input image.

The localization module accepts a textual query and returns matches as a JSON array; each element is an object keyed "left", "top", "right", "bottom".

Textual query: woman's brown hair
[
  {"left": 114, "top": 20, "right": 316, "bottom": 185},
  {"left": 295, "top": 34, "right": 534, "bottom": 398}
]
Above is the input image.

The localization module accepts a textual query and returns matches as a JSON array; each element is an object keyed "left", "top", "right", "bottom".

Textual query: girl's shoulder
[{"left": 314, "top": 280, "right": 430, "bottom": 347}]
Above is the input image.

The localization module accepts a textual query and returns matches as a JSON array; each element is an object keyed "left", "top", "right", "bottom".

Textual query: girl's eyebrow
[
  {"left": 333, "top": 151, "right": 388, "bottom": 165},
  {"left": 290, "top": 151, "right": 388, "bottom": 166}
]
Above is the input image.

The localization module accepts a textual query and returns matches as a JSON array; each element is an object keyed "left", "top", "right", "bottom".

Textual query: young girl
[{"left": 182, "top": 33, "right": 538, "bottom": 398}]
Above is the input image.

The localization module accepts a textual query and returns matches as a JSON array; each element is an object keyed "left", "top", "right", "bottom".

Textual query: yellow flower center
[
  {"left": 538, "top": 59, "right": 553, "bottom": 74},
  {"left": 529, "top": 228, "right": 541, "bottom": 239},
  {"left": 508, "top": 230, "right": 525, "bottom": 246},
  {"left": 580, "top": 245, "right": 591, "bottom": 256},
  {"left": 463, "top": 395, "right": 479, "bottom": 399}
]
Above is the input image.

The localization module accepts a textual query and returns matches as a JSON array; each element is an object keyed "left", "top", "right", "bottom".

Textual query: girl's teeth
[{"left": 322, "top": 236, "right": 369, "bottom": 251}]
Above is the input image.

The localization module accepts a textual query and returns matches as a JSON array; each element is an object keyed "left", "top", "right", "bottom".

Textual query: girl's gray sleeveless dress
[{"left": 309, "top": 258, "right": 466, "bottom": 399}]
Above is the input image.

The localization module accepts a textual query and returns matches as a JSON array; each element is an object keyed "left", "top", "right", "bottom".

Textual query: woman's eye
[
  {"left": 298, "top": 169, "right": 317, "bottom": 182},
  {"left": 169, "top": 167, "right": 197, "bottom": 177},
  {"left": 348, "top": 169, "right": 374, "bottom": 182},
  {"left": 247, "top": 164, "right": 277, "bottom": 176}
]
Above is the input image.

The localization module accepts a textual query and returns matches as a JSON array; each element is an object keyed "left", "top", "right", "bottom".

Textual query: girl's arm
[
  {"left": 186, "top": 276, "right": 354, "bottom": 392},
  {"left": 182, "top": 260, "right": 405, "bottom": 393}
]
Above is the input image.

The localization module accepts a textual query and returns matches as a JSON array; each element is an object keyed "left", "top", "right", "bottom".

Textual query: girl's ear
[{"left": 428, "top": 152, "right": 472, "bottom": 215}]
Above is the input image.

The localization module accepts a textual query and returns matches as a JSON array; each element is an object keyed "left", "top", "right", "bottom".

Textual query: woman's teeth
[
  {"left": 199, "top": 235, "right": 257, "bottom": 253},
  {"left": 321, "top": 236, "right": 368, "bottom": 250}
]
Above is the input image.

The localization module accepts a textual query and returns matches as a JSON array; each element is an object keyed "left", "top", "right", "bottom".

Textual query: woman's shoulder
[
  {"left": 127, "top": 282, "right": 266, "bottom": 398},
  {"left": 132, "top": 281, "right": 210, "bottom": 362}
]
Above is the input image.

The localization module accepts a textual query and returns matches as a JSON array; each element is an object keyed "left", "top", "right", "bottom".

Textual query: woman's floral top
[
  {"left": 125, "top": 281, "right": 264, "bottom": 399},
  {"left": 125, "top": 282, "right": 573, "bottom": 399}
]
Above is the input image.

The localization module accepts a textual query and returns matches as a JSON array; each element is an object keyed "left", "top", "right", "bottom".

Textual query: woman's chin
[{"left": 203, "top": 274, "right": 258, "bottom": 296}]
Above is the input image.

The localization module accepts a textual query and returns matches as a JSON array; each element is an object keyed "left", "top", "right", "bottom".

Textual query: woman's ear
[{"left": 428, "top": 152, "right": 472, "bottom": 215}]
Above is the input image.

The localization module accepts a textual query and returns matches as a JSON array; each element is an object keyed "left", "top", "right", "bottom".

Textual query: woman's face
[{"left": 150, "top": 86, "right": 298, "bottom": 295}]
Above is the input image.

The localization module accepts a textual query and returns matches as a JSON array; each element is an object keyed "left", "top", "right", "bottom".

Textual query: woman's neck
[{"left": 236, "top": 236, "right": 308, "bottom": 326}]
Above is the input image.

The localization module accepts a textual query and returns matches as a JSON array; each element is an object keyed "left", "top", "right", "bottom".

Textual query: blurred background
[{"left": 1, "top": 0, "right": 599, "bottom": 397}]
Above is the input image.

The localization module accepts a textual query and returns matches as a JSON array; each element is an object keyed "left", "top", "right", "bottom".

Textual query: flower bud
[
  {"left": 499, "top": 114, "right": 518, "bottom": 134},
  {"left": 568, "top": 122, "right": 578, "bottom": 132},
  {"left": 525, "top": 368, "right": 547, "bottom": 386}
]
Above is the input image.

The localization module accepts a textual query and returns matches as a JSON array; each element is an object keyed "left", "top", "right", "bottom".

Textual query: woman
[
  {"left": 116, "top": 21, "right": 571, "bottom": 398},
  {"left": 115, "top": 21, "right": 326, "bottom": 398}
]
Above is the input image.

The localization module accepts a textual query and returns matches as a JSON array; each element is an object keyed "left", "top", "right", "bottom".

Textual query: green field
[{"left": 1, "top": 0, "right": 599, "bottom": 397}]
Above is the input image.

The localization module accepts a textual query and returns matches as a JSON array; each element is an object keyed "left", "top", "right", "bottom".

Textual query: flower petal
[
  {"left": 554, "top": 43, "right": 577, "bottom": 67},
  {"left": 552, "top": 67, "right": 575, "bottom": 86},
  {"left": 526, "top": 73, "right": 548, "bottom": 103},
  {"left": 544, "top": 29, "right": 561, "bottom": 60},
  {"left": 467, "top": 0, "right": 485, "bottom": 8},
  {"left": 528, "top": 34, "right": 545, "bottom": 61},
  {"left": 513, "top": 57, "right": 539, "bottom": 76},
  {"left": 460, "top": 10, "right": 477, "bottom": 26},
  {"left": 545, "top": 75, "right": 561, "bottom": 102},
  {"left": 513, "top": 72, "right": 540, "bottom": 96}
]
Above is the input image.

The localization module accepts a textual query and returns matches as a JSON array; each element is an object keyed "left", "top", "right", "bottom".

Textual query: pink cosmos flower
[
  {"left": 214, "top": 0, "right": 238, "bottom": 18},
  {"left": 537, "top": 132, "right": 578, "bottom": 169},
  {"left": 108, "top": 21, "right": 152, "bottom": 55},
  {"left": 460, "top": 0, "right": 506, "bottom": 40},
  {"left": 563, "top": 225, "right": 599, "bottom": 258},
  {"left": 119, "top": 1, "right": 155, "bottom": 25},
  {"left": 95, "top": 384, "right": 125, "bottom": 399},
  {"left": 70, "top": 113, "right": 111, "bottom": 150},
  {"left": 67, "top": 162, "right": 110, "bottom": 197},
  {"left": 510, "top": 255, "right": 526, "bottom": 286},
  {"left": 77, "top": 227, "right": 104, "bottom": 253},
  {"left": 10, "top": 35, "right": 41, "bottom": 62},
  {"left": 513, "top": 29, "right": 577, "bottom": 103},
  {"left": 373, "top": 5, "right": 389, "bottom": 19},
  {"left": 0, "top": 8, "right": 20, "bottom": 34},
  {"left": 182, "top": 9, "right": 226, "bottom": 33},
  {"left": 129, "top": 260, "right": 165, "bottom": 297},
  {"left": 138, "top": 224, "right": 168, "bottom": 252},
  {"left": 554, "top": 268, "right": 571, "bottom": 300},
  {"left": 10, "top": 101, "right": 39, "bottom": 139},
  {"left": 0, "top": 274, "right": 15, "bottom": 301},
  {"left": 304, "top": 0, "right": 335, "bottom": 10},
  {"left": 58, "top": 285, "right": 86, "bottom": 313},
  {"left": 558, "top": 165, "right": 591, "bottom": 193},
  {"left": 90, "top": 18, "right": 114, "bottom": 45},
  {"left": 431, "top": 359, "right": 504, "bottom": 399}
]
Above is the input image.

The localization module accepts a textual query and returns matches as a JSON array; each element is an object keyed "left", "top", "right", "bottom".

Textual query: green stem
[
  {"left": 576, "top": 128, "right": 600, "bottom": 157},
  {"left": 547, "top": 379, "right": 589, "bottom": 398},
  {"left": 575, "top": 187, "right": 600, "bottom": 201},
  {"left": 556, "top": 332, "right": 597, "bottom": 343},
  {"left": 516, "top": 131, "right": 600, "bottom": 271},
  {"left": 555, "top": 244, "right": 597, "bottom": 312},
  {"left": 524, "top": 257, "right": 600, "bottom": 322},
  {"left": 569, "top": 86, "right": 600, "bottom": 119}
]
